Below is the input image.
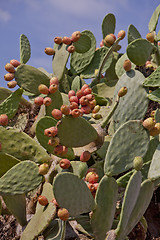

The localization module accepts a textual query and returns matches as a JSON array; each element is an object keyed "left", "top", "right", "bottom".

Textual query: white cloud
[{"left": 0, "top": 8, "right": 11, "bottom": 23}]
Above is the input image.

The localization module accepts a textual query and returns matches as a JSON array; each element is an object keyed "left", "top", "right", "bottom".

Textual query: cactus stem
[{"left": 154, "top": 43, "right": 160, "bottom": 66}]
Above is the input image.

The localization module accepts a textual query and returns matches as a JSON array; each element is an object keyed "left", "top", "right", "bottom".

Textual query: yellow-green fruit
[
  {"left": 104, "top": 34, "right": 115, "bottom": 47},
  {"left": 39, "top": 163, "right": 49, "bottom": 175},
  {"left": 142, "top": 117, "right": 155, "bottom": 131},
  {"left": 149, "top": 123, "right": 160, "bottom": 136},
  {"left": 118, "top": 87, "right": 128, "bottom": 97},
  {"left": 92, "top": 113, "right": 102, "bottom": 120},
  {"left": 133, "top": 156, "right": 143, "bottom": 171}
]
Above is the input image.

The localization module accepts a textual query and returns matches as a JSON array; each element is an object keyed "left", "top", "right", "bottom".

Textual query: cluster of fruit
[
  {"left": 100, "top": 30, "right": 125, "bottom": 48},
  {"left": 142, "top": 115, "right": 160, "bottom": 136},
  {"left": 4, "top": 59, "right": 21, "bottom": 88}
]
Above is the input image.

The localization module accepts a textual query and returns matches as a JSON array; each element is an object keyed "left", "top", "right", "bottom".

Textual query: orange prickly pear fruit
[
  {"left": 117, "top": 30, "right": 126, "bottom": 40},
  {"left": 123, "top": 59, "right": 132, "bottom": 72},
  {"left": 142, "top": 117, "right": 155, "bottom": 131},
  {"left": 57, "top": 208, "right": 69, "bottom": 221},
  {"left": 38, "top": 195, "right": 48, "bottom": 206}
]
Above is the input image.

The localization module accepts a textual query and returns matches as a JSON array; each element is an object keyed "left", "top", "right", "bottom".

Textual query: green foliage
[
  {"left": 20, "top": 34, "right": 31, "bottom": 64},
  {"left": 102, "top": 13, "right": 116, "bottom": 38}
]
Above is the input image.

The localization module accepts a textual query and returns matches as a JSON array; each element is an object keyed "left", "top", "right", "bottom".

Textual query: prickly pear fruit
[
  {"left": 80, "top": 151, "right": 91, "bottom": 162},
  {"left": 88, "top": 172, "right": 99, "bottom": 184},
  {"left": 0, "top": 114, "right": 8, "bottom": 126},
  {"left": 38, "top": 195, "right": 48, "bottom": 206},
  {"left": 44, "top": 47, "right": 55, "bottom": 55},
  {"left": 4, "top": 73, "right": 15, "bottom": 81},
  {"left": 83, "top": 87, "right": 92, "bottom": 95},
  {"left": 34, "top": 97, "right": 44, "bottom": 106},
  {"left": 49, "top": 83, "right": 59, "bottom": 94},
  {"left": 142, "top": 117, "right": 155, "bottom": 131},
  {"left": 123, "top": 59, "right": 132, "bottom": 72},
  {"left": 92, "top": 113, "right": 102, "bottom": 120},
  {"left": 76, "top": 89, "right": 84, "bottom": 99},
  {"left": 69, "top": 96, "right": 79, "bottom": 104},
  {"left": 71, "top": 31, "right": 81, "bottom": 42},
  {"left": 48, "top": 136, "right": 60, "bottom": 147},
  {"left": 38, "top": 84, "right": 49, "bottom": 95},
  {"left": 61, "top": 146, "right": 68, "bottom": 156},
  {"left": 7, "top": 80, "right": 17, "bottom": 88},
  {"left": 117, "top": 30, "right": 126, "bottom": 40},
  {"left": 44, "top": 126, "right": 58, "bottom": 137},
  {"left": 70, "top": 102, "right": 79, "bottom": 110},
  {"left": 54, "top": 37, "right": 62, "bottom": 44},
  {"left": 149, "top": 123, "right": 160, "bottom": 136},
  {"left": 43, "top": 97, "right": 52, "bottom": 106},
  {"left": 68, "top": 90, "right": 75, "bottom": 98},
  {"left": 67, "top": 45, "right": 76, "bottom": 53},
  {"left": 118, "top": 87, "right": 128, "bottom": 97},
  {"left": 51, "top": 109, "right": 62, "bottom": 120},
  {"left": 39, "top": 163, "right": 49, "bottom": 175},
  {"left": 81, "top": 105, "right": 91, "bottom": 114},
  {"left": 146, "top": 32, "right": 155, "bottom": 43},
  {"left": 87, "top": 183, "right": 95, "bottom": 192},
  {"left": 62, "top": 36, "right": 72, "bottom": 45},
  {"left": 92, "top": 105, "right": 100, "bottom": 114},
  {"left": 60, "top": 105, "right": 70, "bottom": 115},
  {"left": 133, "top": 156, "right": 143, "bottom": 171},
  {"left": 104, "top": 34, "right": 115, "bottom": 47},
  {"left": 54, "top": 145, "right": 63, "bottom": 155},
  {"left": 71, "top": 109, "right": 81, "bottom": 118},
  {"left": 51, "top": 198, "right": 59, "bottom": 207},
  {"left": 59, "top": 159, "right": 71, "bottom": 169},
  {"left": 5, "top": 63, "right": 15, "bottom": 73},
  {"left": 50, "top": 77, "right": 59, "bottom": 86},
  {"left": 57, "top": 208, "right": 69, "bottom": 221},
  {"left": 79, "top": 96, "right": 89, "bottom": 106},
  {"left": 10, "top": 59, "right": 21, "bottom": 67}
]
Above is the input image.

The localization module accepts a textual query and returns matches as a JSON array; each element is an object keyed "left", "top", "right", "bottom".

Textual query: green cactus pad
[
  {"left": 143, "top": 137, "right": 159, "bottom": 163},
  {"left": 38, "top": 67, "right": 53, "bottom": 79},
  {"left": 59, "top": 73, "right": 72, "bottom": 94},
  {"left": 104, "top": 120, "right": 150, "bottom": 176},
  {"left": 102, "top": 13, "right": 116, "bottom": 39},
  {"left": 57, "top": 115, "right": 98, "bottom": 148},
  {"left": 91, "top": 176, "right": 118, "bottom": 240},
  {"left": 115, "top": 53, "right": 136, "bottom": 79},
  {"left": 45, "top": 90, "right": 63, "bottom": 117},
  {"left": 75, "top": 215, "right": 93, "bottom": 237},
  {"left": 148, "top": 144, "right": 160, "bottom": 180},
  {"left": 126, "top": 38, "right": 154, "bottom": 66},
  {"left": 36, "top": 116, "right": 75, "bottom": 160},
  {"left": 143, "top": 66, "right": 160, "bottom": 87},
  {"left": 70, "top": 161, "right": 88, "bottom": 179},
  {"left": 0, "top": 160, "right": 43, "bottom": 195},
  {"left": 127, "top": 24, "right": 141, "bottom": 44},
  {"left": 0, "top": 127, "right": 50, "bottom": 163},
  {"left": 43, "top": 219, "right": 64, "bottom": 240},
  {"left": 105, "top": 52, "right": 119, "bottom": 81},
  {"left": 20, "top": 34, "right": 31, "bottom": 64},
  {"left": 0, "top": 153, "right": 20, "bottom": 177},
  {"left": 0, "top": 87, "right": 12, "bottom": 104},
  {"left": 148, "top": 4, "right": 160, "bottom": 32},
  {"left": 15, "top": 64, "right": 50, "bottom": 95},
  {"left": 70, "top": 30, "right": 96, "bottom": 74},
  {"left": 53, "top": 172, "right": 95, "bottom": 216},
  {"left": 61, "top": 93, "right": 70, "bottom": 105},
  {"left": 0, "top": 88, "right": 23, "bottom": 119},
  {"left": 73, "top": 32, "right": 91, "bottom": 53},
  {"left": 121, "top": 179, "right": 154, "bottom": 239},
  {"left": 96, "top": 135, "right": 112, "bottom": 160},
  {"left": 115, "top": 171, "right": 142, "bottom": 239},
  {"left": 154, "top": 109, "right": 160, "bottom": 122},
  {"left": 112, "top": 70, "right": 149, "bottom": 131},
  {"left": 81, "top": 47, "right": 113, "bottom": 79},
  {"left": 71, "top": 76, "right": 82, "bottom": 93},
  {"left": 3, "top": 194, "right": 27, "bottom": 226},
  {"left": 52, "top": 43, "right": 69, "bottom": 80}
]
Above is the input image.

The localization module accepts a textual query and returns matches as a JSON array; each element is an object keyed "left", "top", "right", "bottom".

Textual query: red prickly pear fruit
[
  {"left": 61, "top": 146, "right": 68, "bottom": 156},
  {"left": 10, "top": 59, "right": 21, "bottom": 67},
  {"left": 4, "top": 73, "right": 15, "bottom": 81},
  {"left": 83, "top": 87, "right": 92, "bottom": 95},
  {"left": 67, "top": 45, "right": 75, "bottom": 53},
  {"left": 70, "top": 102, "right": 79, "bottom": 110},
  {"left": 7, "top": 81, "right": 17, "bottom": 89},
  {"left": 92, "top": 105, "right": 100, "bottom": 114},
  {"left": 149, "top": 123, "right": 160, "bottom": 136},
  {"left": 0, "top": 114, "right": 8, "bottom": 126},
  {"left": 38, "top": 195, "right": 48, "bottom": 206},
  {"left": 94, "top": 183, "right": 99, "bottom": 191},
  {"left": 54, "top": 37, "right": 62, "bottom": 44},
  {"left": 34, "top": 97, "right": 44, "bottom": 106},
  {"left": 62, "top": 36, "right": 72, "bottom": 45},
  {"left": 5, "top": 63, "right": 15, "bottom": 73},
  {"left": 60, "top": 105, "right": 70, "bottom": 115},
  {"left": 44, "top": 47, "right": 55, "bottom": 55},
  {"left": 133, "top": 156, "right": 143, "bottom": 171},
  {"left": 100, "top": 40, "right": 104, "bottom": 47},
  {"left": 50, "top": 77, "right": 59, "bottom": 86},
  {"left": 68, "top": 90, "right": 75, "bottom": 98},
  {"left": 86, "top": 93, "right": 94, "bottom": 101},
  {"left": 39, "top": 163, "right": 49, "bottom": 175},
  {"left": 81, "top": 105, "right": 91, "bottom": 114},
  {"left": 118, "top": 87, "right": 128, "bottom": 97},
  {"left": 85, "top": 172, "right": 95, "bottom": 182},
  {"left": 76, "top": 89, "right": 84, "bottom": 99},
  {"left": 54, "top": 145, "right": 63, "bottom": 155},
  {"left": 142, "top": 117, "right": 155, "bottom": 131},
  {"left": 80, "top": 151, "right": 91, "bottom": 162},
  {"left": 43, "top": 97, "right": 52, "bottom": 106},
  {"left": 57, "top": 208, "right": 69, "bottom": 221},
  {"left": 51, "top": 198, "right": 59, "bottom": 207},
  {"left": 81, "top": 84, "right": 89, "bottom": 92},
  {"left": 117, "top": 30, "right": 126, "bottom": 40},
  {"left": 59, "top": 159, "right": 71, "bottom": 169},
  {"left": 146, "top": 32, "right": 155, "bottom": 43},
  {"left": 49, "top": 83, "right": 59, "bottom": 94},
  {"left": 71, "top": 31, "right": 81, "bottom": 42},
  {"left": 51, "top": 109, "right": 62, "bottom": 120},
  {"left": 88, "top": 99, "right": 96, "bottom": 109},
  {"left": 38, "top": 84, "right": 49, "bottom": 95},
  {"left": 71, "top": 109, "right": 81, "bottom": 118},
  {"left": 104, "top": 34, "right": 115, "bottom": 47},
  {"left": 86, "top": 168, "right": 97, "bottom": 174},
  {"left": 123, "top": 59, "right": 132, "bottom": 72},
  {"left": 110, "top": 33, "right": 116, "bottom": 41},
  {"left": 79, "top": 96, "right": 89, "bottom": 106},
  {"left": 48, "top": 136, "right": 60, "bottom": 147},
  {"left": 87, "top": 183, "right": 95, "bottom": 192},
  {"left": 69, "top": 96, "right": 79, "bottom": 104},
  {"left": 88, "top": 172, "right": 99, "bottom": 184},
  {"left": 44, "top": 126, "right": 58, "bottom": 137}
]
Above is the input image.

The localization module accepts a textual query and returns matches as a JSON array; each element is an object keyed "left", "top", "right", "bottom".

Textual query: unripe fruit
[
  {"left": 0, "top": 114, "right": 8, "bottom": 126},
  {"left": 54, "top": 37, "right": 62, "bottom": 44},
  {"left": 59, "top": 159, "right": 71, "bottom": 169},
  {"left": 44, "top": 47, "right": 55, "bottom": 55},
  {"left": 79, "top": 96, "right": 89, "bottom": 106},
  {"left": 62, "top": 36, "right": 72, "bottom": 45},
  {"left": 50, "top": 77, "right": 59, "bottom": 86},
  {"left": 123, "top": 59, "right": 132, "bottom": 72},
  {"left": 60, "top": 105, "right": 70, "bottom": 115},
  {"left": 88, "top": 172, "right": 99, "bottom": 184},
  {"left": 54, "top": 145, "right": 63, "bottom": 155},
  {"left": 117, "top": 30, "right": 126, "bottom": 40},
  {"left": 10, "top": 59, "right": 21, "bottom": 67},
  {"left": 149, "top": 123, "right": 160, "bottom": 136},
  {"left": 4, "top": 73, "right": 15, "bottom": 81},
  {"left": 146, "top": 32, "right": 155, "bottom": 43},
  {"left": 51, "top": 109, "right": 62, "bottom": 120},
  {"left": 70, "top": 102, "right": 79, "bottom": 110},
  {"left": 67, "top": 45, "right": 75, "bottom": 53},
  {"left": 118, "top": 87, "right": 128, "bottom": 97},
  {"left": 133, "top": 156, "right": 143, "bottom": 171},
  {"left": 57, "top": 208, "right": 69, "bottom": 221},
  {"left": 71, "top": 109, "right": 81, "bottom": 118},
  {"left": 38, "top": 84, "right": 49, "bottom": 95},
  {"left": 48, "top": 136, "right": 60, "bottom": 147},
  {"left": 69, "top": 96, "right": 79, "bottom": 104},
  {"left": 44, "top": 126, "right": 58, "bottom": 137},
  {"left": 34, "top": 97, "right": 44, "bottom": 106},
  {"left": 7, "top": 80, "right": 17, "bottom": 88},
  {"left": 81, "top": 105, "right": 91, "bottom": 114},
  {"left": 43, "top": 97, "right": 52, "bottom": 106},
  {"left": 68, "top": 90, "right": 75, "bottom": 98},
  {"left": 39, "top": 163, "right": 49, "bottom": 175},
  {"left": 71, "top": 31, "right": 81, "bottom": 42},
  {"left": 80, "top": 151, "right": 91, "bottom": 162},
  {"left": 92, "top": 105, "right": 100, "bottom": 114},
  {"left": 92, "top": 113, "right": 102, "bottom": 120},
  {"left": 5, "top": 63, "right": 15, "bottom": 73},
  {"left": 49, "top": 84, "right": 59, "bottom": 94},
  {"left": 38, "top": 195, "right": 48, "bottom": 206},
  {"left": 104, "top": 34, "right": 115, "bottom": 47},
  {"left": 142, "top": 117, "right": 155, "bottom": 131}
]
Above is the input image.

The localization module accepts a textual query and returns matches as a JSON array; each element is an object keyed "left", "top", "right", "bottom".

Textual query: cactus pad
[
  {"left": 45, "top": 90, "right": 63, "bottom": 117},
  {"left": 148, "top": 4, "right": 160, "bottom": 32},
  {"left": 148, "top": 144, "right": 160, "bottom": 180},
  {"left": 20, "top": 34, "right": 31, "bottom": 64},
  {"left": 143, "top": 66, "right": 160, "bottom": 87},
  {"left": 53, "top": 172, "right": 95, "bottom": 216},
  {"left": 57, "top": 116, "right": 98, "bottom": 147},
  {"left": 0, "top": 87, "right": 12, "bottom": 104},
  {"left": 104, "top": 120, "right": 150, "bottom": 176},
  {"left": 127, "top": 24, "right": 141, "bottom": 44},
  {"left": 15, "top": 64, "right": 50, "bottom": 95},
  {"left": 102, "top": 13, "right": 116, "bottom": 39},
  {"left": 71, "top": 76, "right": 82, "bottom": 93},
  {"left": 73, "top": 32, "right": 91, "bottom": 53},
  {"left": 0, "top": 152, "right": 20, "bottom": 177},
  {"left": 0, "top": 160, "right": 43, "bottom": 195}
]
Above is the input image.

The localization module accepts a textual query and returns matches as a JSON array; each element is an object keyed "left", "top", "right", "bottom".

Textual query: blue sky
[{"left": 0, "top": 0, "right": 159, "bottom": 89}]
